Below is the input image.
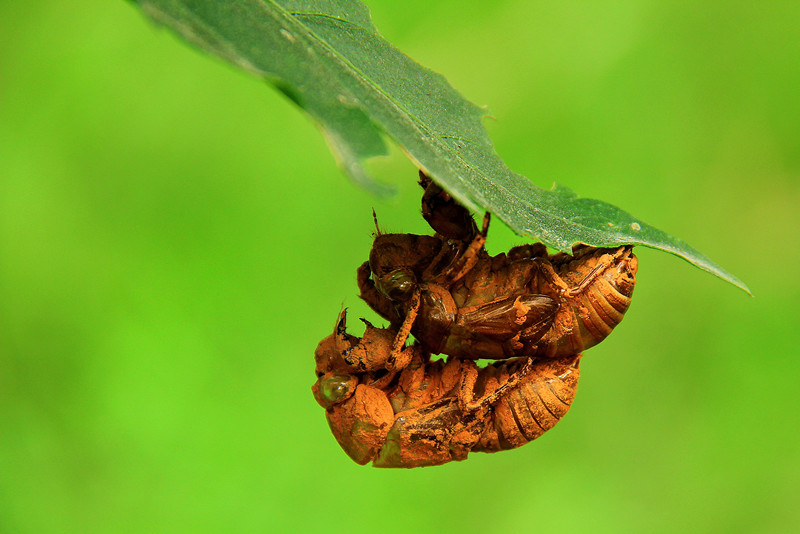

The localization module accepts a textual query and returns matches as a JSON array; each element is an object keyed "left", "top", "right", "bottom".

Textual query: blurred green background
[{"left": 1, "top": 1, "right": 798, "bottom": 532}]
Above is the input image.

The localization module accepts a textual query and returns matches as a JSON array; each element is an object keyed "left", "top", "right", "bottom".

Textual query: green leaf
[{"left": 128, "top": 0, "right": 750, "bottom": 295}]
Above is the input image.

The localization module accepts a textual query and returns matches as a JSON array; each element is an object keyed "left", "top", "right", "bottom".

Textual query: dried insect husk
[
  {"left": 314, "top": 319, "right": 581, "bottom": 467},
  {"left": 424, "top": 244, "right": 637, "bottom": 359},
  {"left": 359, "top": 225, "right": 637, "bottom": 362}
]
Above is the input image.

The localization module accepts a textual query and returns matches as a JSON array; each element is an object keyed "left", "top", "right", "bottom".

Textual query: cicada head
[
  {"left": 368, "top": 233, "right": 443, "bottom": 282},
  {"left": 313, "top": 333, "right": 357, "bottom": 410}
]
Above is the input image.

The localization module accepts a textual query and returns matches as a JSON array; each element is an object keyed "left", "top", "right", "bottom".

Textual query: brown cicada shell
[
  {"left": 358, "top": 177, "right": 638, "bottom": 367},
  {"left": 312, "top": 311, "right": 580, "bottom": 468}
]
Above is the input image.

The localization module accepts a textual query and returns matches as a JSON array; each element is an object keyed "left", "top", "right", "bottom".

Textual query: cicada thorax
[
  {"left": 372, "top": 358, "right": 487, "bottom": 468},
  {"left": 361, "top": 230, "right": 526, "bottom": 359},
  {"left": 424, "top": 249, "right": 557, "bottom": 359},
  {"left": 528, "top": 245, "right": 638, "bottom": 358},
  {"left": 473, "top": 355, "right": 580, "bottom": 453}
]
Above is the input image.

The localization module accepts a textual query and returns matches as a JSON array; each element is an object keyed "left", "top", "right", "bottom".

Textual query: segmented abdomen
[
  {"left": 370, "top": 355, "right": 580, "bottom": 466},
  {"left": 474, "top": 357, "right": 579, "bottom": 452},
  {"left": 531, "top": 246, "right": 637, "bottom": 358}
]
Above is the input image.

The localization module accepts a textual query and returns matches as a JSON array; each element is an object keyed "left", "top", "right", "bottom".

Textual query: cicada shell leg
[
  {"left": 458, "top": 357, "right": 538, "bottom": 412},
  {"left": 440, "top": 212, "right": 491, "bottom": 286},
  {"left": 386, "top": 289, "right": 421, "bottom": 371},
  {"left": 357, "top": 260, "right": 396, "bottom": 322},
  {"left": 372, "top": 397, "right": 485, "bottom": 468}
]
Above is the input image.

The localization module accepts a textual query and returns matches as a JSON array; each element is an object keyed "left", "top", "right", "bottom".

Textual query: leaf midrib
[
  {"left": 279, "top": 4, "right": 532, "bottom": 219},
  {"left": 182, "top": 1, "right": 751, "bottom": 291},
  {"left": 278, "top": 5, "right": 430, "bottom": 139},
  {"left": 271, "top": 2, "right": 587, "bottom": 240}
]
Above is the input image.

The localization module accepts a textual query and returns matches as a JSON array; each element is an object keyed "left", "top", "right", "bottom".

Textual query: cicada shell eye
[
  {"left": 375, "top": 268, "right": 417, "bottom": 302},
  {"left": 313, "top": 373, "right": 358, "bottom": 410}
]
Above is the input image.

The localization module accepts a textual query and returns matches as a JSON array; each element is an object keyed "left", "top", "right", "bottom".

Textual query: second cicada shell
[
  {"left": 356, "top": 171, "right": 638, "bottom": 366},
  {"left": 312, "top": 311, "right": 580, "bottom": 468},
  {"left": 359, "top": 229, "right": 638, "bottom": 363}
]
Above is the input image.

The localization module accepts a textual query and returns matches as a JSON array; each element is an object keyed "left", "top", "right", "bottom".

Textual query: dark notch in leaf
[
  {"left": 271, "top": 78, "right": 304, "bottom": 108},
  {"left": 128, "top": 0, "right": 750, "bottom": 295}
]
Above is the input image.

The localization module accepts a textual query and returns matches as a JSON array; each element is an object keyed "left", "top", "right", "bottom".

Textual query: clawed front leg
[
  {"left": 386, "top": 289, "right": 421, "bottom": 371},
  {"left": 440, "top": 212, "right": 490, "bottom": 286},
  {"left": 357, "top": 261, "right": 397, "bottom": 321},
  {"left": 457, "top": 357, "right": 536, "bottom": 412},
  {"left": 566, "top": 246, "right": 630, "bottom": 296},
  {"left": 536, "top": 246, "right": 630, "bottom": 297},
  {"left": 332, "top": 310, "right": 405, "bottom": 374}
]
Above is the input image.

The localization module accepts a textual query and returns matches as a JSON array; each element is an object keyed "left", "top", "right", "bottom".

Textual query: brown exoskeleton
[
  {"left": 460, "top": 242, "right": 639, "bottom": 358},
  {"left": 418, "top": 170, "right": 478, "bottom": 242},
  {"left": 312, "top": 310, "right": 580, "bottom": 468},
  {"left": 358, "top": 174, "right": 638, "bottom": 367}
]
